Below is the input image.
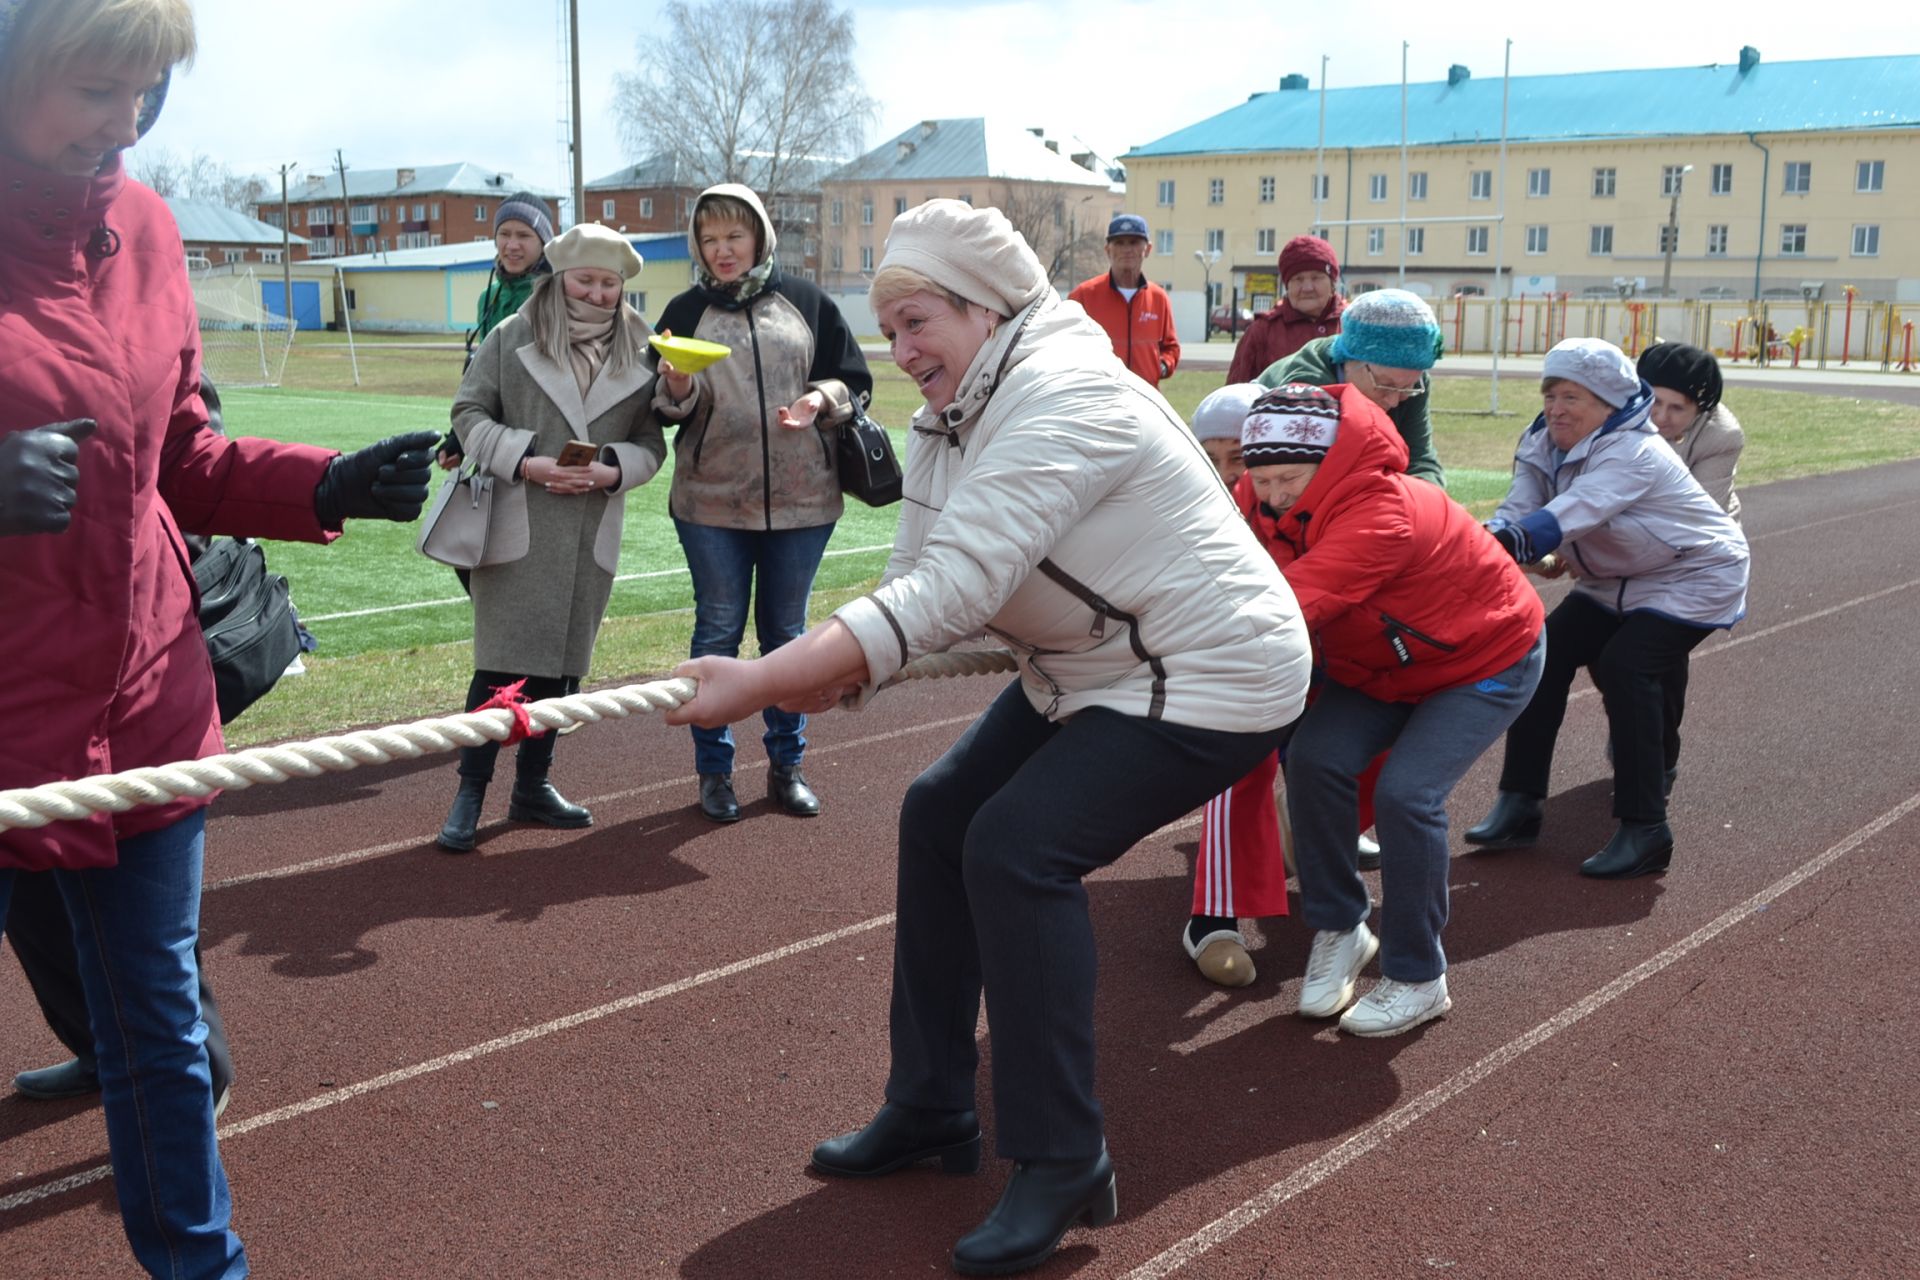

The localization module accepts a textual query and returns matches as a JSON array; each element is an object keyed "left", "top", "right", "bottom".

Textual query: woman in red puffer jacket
[{"left": 1239, "top": 383, "right": 1544, "bottom": 1038}]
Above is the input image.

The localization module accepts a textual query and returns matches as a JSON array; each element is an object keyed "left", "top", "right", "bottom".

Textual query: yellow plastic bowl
[{"left": 650, "top": 334, "right": 732, "bottom": 374}]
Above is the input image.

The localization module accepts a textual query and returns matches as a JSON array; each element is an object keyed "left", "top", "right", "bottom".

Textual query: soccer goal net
[{"left": 192, "top": 266, "right": 297, "bottom": 388}]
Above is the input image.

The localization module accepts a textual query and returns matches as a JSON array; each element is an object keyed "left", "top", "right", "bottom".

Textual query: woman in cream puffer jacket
[{"left": 667, "top": 199, "right": 1310, "bottom": 1276}]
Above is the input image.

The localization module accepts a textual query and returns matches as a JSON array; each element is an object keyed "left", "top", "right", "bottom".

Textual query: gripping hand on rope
[
  {"left": 667, "top": 619, "right": 872, "bottom": 730},
  {"left": 0, "top": 419, "right": 97, "bottom": 537},
  {"left": 312, "top": 431, "right": 443, "bottom": 529}
]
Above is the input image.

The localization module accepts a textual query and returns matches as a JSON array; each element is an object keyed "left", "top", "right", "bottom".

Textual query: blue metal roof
[
  {"left": 831, "top": 118, "right": 1114, "bottom": 187},
  {"left": 1127, "top": 54, "right": 1920, "bottom": 157},
  {"left": 166, "top": 198, "right": 308, "bottom": 246}
]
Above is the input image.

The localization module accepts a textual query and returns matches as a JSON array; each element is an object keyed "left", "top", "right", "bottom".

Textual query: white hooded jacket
[{"left": 834, "top": 293, "right": 1311, "bottom": 732}]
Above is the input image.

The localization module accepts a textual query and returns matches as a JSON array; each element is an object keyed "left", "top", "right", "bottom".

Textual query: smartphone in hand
[{"left": 555, "top": 440, "right": 598, "bottom": 467}]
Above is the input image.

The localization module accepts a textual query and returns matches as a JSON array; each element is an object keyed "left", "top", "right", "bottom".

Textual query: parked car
[{"left": 1209, "top": 305, "right": 1255, "bottom": 336}]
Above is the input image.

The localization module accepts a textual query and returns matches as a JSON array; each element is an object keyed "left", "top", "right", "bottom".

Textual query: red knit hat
[{"left": 1278, "top": 235, "right": 1339, "bottom": 284}]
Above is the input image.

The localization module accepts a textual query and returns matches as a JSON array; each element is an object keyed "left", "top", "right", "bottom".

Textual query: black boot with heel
[
  {"left": 950, "top": 1143, "right": 1118, "bottom": 1276},
  {"left": 1463, "top": 791, "right": 1545, "bottom": 849},
  {"left": 810, "top": 1102, "right": 980, "bottom": 1178},
  {"left": 437, "top": 777, "right": 488, "bottom": 852}
]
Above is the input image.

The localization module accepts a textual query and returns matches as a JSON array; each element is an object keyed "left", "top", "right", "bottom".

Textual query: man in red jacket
[{"left": 1068, "top": 213, "right": 1181, "bottom": 385}]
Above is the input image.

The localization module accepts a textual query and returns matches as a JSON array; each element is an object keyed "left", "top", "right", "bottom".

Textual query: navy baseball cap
[{"left": 1107, "top": 214, "right": 1149, "bottom": 240}]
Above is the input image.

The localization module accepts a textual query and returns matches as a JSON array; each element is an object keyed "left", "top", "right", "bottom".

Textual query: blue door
[{"left": 260, "top": 280, "right": 323, "bottom": 331}]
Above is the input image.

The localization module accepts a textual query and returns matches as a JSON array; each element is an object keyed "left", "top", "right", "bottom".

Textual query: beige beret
[{"left": 545, "top": 223, "right": 643, "bottom": 280}]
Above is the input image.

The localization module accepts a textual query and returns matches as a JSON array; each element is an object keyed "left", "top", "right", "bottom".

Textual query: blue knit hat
[{"left": 1330, "top": 288, "right": 1441, "bottom": 371}]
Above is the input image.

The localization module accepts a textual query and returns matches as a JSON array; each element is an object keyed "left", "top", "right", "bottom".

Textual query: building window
[
  {"left": 1207, "top": 281, "right": 1224, "bottom": 308},
  {"left": 1707, "top": 224, "right": 1729, "bottom": 256},
  {"left": 625, "top": 290, "right": 647, "bottom": 312},
  {"left": 1780, "top": 223, "right": 1808, "bottom": 255},
  {"left": 1661, "top": 165, "right": 1688, "bottom": 197},
  {"left": 1590, "top": 225, "right": 1614, "bottom": 255},
  {"left": 430, "top": 202, "right": 441, "bottom": 220},
  {"left": 1157, "top": 179, "right": 1175, "bottom": 206},
  {"left": 1407, "top": 172, "right": 1428, "bottom": 201},
  {"left": 1525, "top": 225, "right": 1548, "bottom": 254},
  {"left": 473, "top": 203, "right": 485, "bottom": 222},
  {"left": 639, "top": 197, "right": 654, "bottom": 218},
  {"left": 1258, "top": 175, "right": 1275, "bottom": 203},
  {"left": 1658, "top": 225, "right": 1677, "bottom": 253},
  {"left": 893, "top": 195, "right": 906, "bottom": 216},
  {"left": 601, "top": 199, "right": 615, "bottom": 219},
  {"left": 1852, "top": 224, "right": 1880, "bottom": 257},
  {"left": 958, "top": 191, "right": 972, "bottom": 206},
  {"left": 1366, "top": 226, "right": 1384, "bottom": 255},
  {"left": 259, "top": 249, "right": 282, "bottom": 264},
  {"left": 1208, "top": 177, "right": 1223, "bottom": 205},
  {"left": 349, "top": 203, "right": 374, "bottom": 223},
  {"left": 1592, "top": 167, "right": 1616, "bottom": 198},
  {"left": 1857, "top": 160, "right": 1884, "bottom": 193},
  {"left": 1527, "top": 168, "right": 1550, "bottom": 197},
  {"left": 1155, "top": 229, "right": 1173, "bottom": 255},
  {"left": 1783, "top": 162, "right": 1811, "bottom": 194},
  {"left": 1469, "top": 170, "right": 1492, "bottom": 201},
  {"left": 261, "top": 210, "right": 283, "bottom": 228},
  {"left": 474, "top": 235, "right": 489, "bottom": 243},
  {"left": 829, "top": 199, "right": 842, "bottom": 226},
  {"left": 861, "top": 197, "right": 873, "bottom": 225},
  {"left": 1368, "top": 173, "right": 1387, "bottom": 202},
  {"left": 1256, "top": 228, "right": 1276, "bottom": 254},
  {"left": 1711, "top": 164, "right": 1733, "bottom": 196},
  {"left": 1205, "top": 228, "right": 1225, "bottom": 254},
  {"left": 1465, "top": 226, "right": 1488, "bottom": 255},
  {"left": 1405, "top": 226, "right": 1425, "bottom": 255},
  {"left": 859, "top": 245, "right": 873, "bottom": 271},
  {"left": 1310, "top": 173, "right": 1330, "bottom": 201},
  {"left": 378, "top": 206, "right": 390, "bottom": 222},
  {"left": 830, "top": 245, "right": 843, "bottom": 270}
]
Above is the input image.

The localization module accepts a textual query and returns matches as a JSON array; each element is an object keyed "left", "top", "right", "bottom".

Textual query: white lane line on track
[
  {"left": 1752, "top": 498, "right": 1918, "bottom": 541},
  {"left": 0, "top": 914, "right": 898, "bottom": 1214},
  {"left": 1123, "top": 786, "right": 1920, "bottom": 1279},
  {"left": 202, "top": 712, "right": 982, "bottom": 892},
  {"left": 301, "top": 543, "right": 894, "bottom": 623}
]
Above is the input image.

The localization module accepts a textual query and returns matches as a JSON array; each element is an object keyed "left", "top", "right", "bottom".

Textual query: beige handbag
[{"left": 416, "top": 432, "right": 528, "bottom": 568}]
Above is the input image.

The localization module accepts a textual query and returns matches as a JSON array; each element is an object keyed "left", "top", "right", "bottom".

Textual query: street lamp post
[
  {"left": 1194, "top": 247, "right": 1220, "bottom": 338},
  {"left": 1659, "top": 163, "right": 1695, "bottom": 297}
]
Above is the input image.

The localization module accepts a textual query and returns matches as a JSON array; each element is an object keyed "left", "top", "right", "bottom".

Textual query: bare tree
[
  {"left": 131, "top": 148, "right": 185, "bottom": 196},
  {"left": 612, "top": 0, "right": 876, "bottom": 203},
  {"left": 132, "top": 147, "right": 269, "bottom": 213},
  {"left": 998, "top": 182, "right": 1108, "bottom": 288}
]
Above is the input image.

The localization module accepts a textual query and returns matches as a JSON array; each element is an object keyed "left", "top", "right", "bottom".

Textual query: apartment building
[
  {"left": 257, "top": 163, "right": 564, "bottom": 261},
  {"left": 1123, "top": 50, "right": 1919, "bottom": 308},
  {"left": 818, "top": 118, "right": 1121, "bottom": 294}
]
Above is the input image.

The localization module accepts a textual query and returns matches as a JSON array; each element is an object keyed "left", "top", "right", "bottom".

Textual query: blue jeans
[
  {"left": 674, "top": 518, "right": 836, "bottom": 775},
  {"left": 0, "top": 811, "right": 247, "bottom": 1279},
  {"left": 1288, "top": 631, "right": 1546, "bottom": 983}
]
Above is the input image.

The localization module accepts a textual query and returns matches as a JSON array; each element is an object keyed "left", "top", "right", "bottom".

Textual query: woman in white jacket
[{"left": 667, "top": 200, "right": 1310, "bottom": 1276}]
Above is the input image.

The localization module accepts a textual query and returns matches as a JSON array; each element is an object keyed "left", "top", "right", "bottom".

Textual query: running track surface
[{"left": 4, "top": 460, "right": 1918, "bottom": 1279}]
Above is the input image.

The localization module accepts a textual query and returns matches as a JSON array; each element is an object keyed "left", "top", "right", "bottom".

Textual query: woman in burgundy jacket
[
  {"left": 0, "top": 2, "right": 435, "bottom": 1272},
  {"left": 1226, "top": 235, "right": 1347, "bottom": 383}
]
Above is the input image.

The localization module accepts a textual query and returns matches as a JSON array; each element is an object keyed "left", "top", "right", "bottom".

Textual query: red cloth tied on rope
[{"left": 476, "top": 679, "right": 546, "bottom": 745}]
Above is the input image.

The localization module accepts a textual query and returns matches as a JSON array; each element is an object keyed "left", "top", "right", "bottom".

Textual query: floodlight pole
[
  {"left": 1660, "top": 164, "right": 1693, "bottom": 297},
  {"left": 1398, "top": 42, "right": 1409, "bottom": 285},
  {"left": 277, "top": 162, "right": 294, "bottom": 331},
  {"left": 1314, "top": 55, "right": 1328, "bottom": 234},
  {"left": 1489, "top": 39, "right": 1512, "bottom": 413},
  {"left": 568, "top": 0, "right": 585, "bottom": 226}
]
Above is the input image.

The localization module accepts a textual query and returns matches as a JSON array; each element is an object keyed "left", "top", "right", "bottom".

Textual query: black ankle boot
[
  {"left": 437, "top": 778, "right": 488, "bottom": 852},
  {"left": 950, "top": 1143, "right": 1118, "bottom": 1277},
  {"left": 699, "top": 773, "right": 741, "bottom": 823},
  {"left": 768, "top": 763, "right": 821, "bottom": 816},
  {"left": 508, "top": 779, "right": 592, "bottom": 828},
  {"left": 811, "top": 1102, "right": 981, "bottom": 1178},
  {"left": 1464, "top": 791, "right": 1545, "bottom": 849},
  {"left": 1580, "top": 820, "right": 1673, "bottom": 879}
]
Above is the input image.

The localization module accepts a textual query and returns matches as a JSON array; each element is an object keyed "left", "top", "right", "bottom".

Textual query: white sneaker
[
  {"left": 1298, "top": 922, "right": 1378, "bottom": 1017},
  {"left": 1339, "top": 975, "right": 1452, "bottom": 1037}
]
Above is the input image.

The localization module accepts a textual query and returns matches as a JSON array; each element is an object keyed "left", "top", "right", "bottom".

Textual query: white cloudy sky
[{"left": 146, "top": 0, "right": 1915, "bottom": 208}]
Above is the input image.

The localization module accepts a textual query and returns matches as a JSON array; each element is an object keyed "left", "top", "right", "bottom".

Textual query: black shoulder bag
[
  {"left": 837, "top": 391, "right": 903, "bottom": 507},
  {"left": 192, "top": 537, "right": 304, "bottom": 724}
]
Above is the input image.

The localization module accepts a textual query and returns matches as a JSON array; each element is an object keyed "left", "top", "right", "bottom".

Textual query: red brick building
[
  {"left": 583, "top": 151, "right": 839, "bottom": 282},
  {"left": 256, "top": 163, "right": 564, "bottom": 262}
]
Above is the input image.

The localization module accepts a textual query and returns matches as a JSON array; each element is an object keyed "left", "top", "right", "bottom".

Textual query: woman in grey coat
[
  {"left": 1465, "top": 338, "right": 1749, "bottom": 879},
  {"left": 436, "top": 224, "right": 667, "bottom": 850}
]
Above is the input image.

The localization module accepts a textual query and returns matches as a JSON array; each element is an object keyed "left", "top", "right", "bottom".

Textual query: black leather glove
[
  {"left": 313, "top": 430, "right": 442, "bottom": 528},
  {"left": 0, "top": 419, "right": 96, "bottom": 537}
]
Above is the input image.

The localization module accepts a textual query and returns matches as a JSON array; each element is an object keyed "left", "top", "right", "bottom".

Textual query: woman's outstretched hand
[{"left": 776, "top": 390, "right": 828, "bottom": 430}]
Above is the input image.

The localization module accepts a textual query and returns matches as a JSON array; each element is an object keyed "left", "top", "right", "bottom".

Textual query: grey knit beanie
[
  {"left": 494, "top": 191, "right": 556, "bottom": 244},
  {"left": 878, "top": 199, "right": 1049, "bottom": 318},
  {"left": 1190, "top": 383, "right": 1264, "bottom": 443}
]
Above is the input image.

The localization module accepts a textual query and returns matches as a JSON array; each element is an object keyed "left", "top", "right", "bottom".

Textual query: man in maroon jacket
[{"left": 1067, "top": 213, "right": 1181, "bottom": 385}]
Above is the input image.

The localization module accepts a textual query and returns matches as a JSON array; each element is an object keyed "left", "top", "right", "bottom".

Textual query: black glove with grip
[
  {"left": 313, "top": 430, "right": 443, "bottom": 528},
  {"left": 0, "top": 419, "right": 96, "bottom": 537}
]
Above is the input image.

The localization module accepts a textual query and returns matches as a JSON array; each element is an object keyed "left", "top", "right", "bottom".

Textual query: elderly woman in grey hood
[
  {"left": 666, "top": 200, "right": 1310, "bottom": 1276},
  {"left": 1466, "top": 338, "right": 1750, "bottom": 880},
  {"left": 652, "top": 183, "right": 871, "bottom": 823}
]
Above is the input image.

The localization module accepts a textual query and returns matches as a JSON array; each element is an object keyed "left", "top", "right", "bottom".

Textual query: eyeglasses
[{"left": 1357, "top": 363, "right": 1425, "bottom": 400}]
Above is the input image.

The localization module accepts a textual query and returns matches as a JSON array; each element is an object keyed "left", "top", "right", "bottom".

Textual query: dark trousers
[
  {"left": 1499, "top": 593, "right": 1712, "bottom": 824},
  {"left": 5, "top": 867, "right": 234, "bottom": 1096},
  {"left": 456, "top": 669, "right": 580, "bottom": 783},
  {"left": 886, "top": 682, "right": 1290, "bottom": 1160}
]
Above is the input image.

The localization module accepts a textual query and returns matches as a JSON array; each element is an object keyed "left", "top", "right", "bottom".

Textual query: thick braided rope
[{"left": 0, "top": 651, "right": 1020, "bottom": 832}]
